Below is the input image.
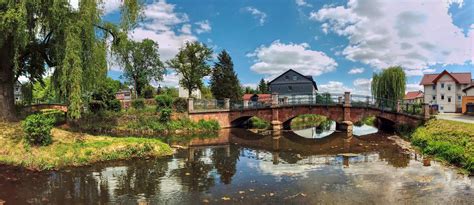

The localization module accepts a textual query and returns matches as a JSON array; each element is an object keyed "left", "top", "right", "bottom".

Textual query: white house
[
  {"left": 420, "top": 70, "right": 472, "bottom": 113},
  {"left": 14, "top": 82, "right": 22, "bottom": 103}
]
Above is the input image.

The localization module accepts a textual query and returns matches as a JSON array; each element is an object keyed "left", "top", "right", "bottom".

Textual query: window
[
  {"left": 432, "top": 96, "right": 436, "bottom": 101},
  {"left": 432, "top": 84, "right": 436, "bottom": 90},
  {"left": 448, "top": 85, "right": 451, "bottom": 91},
  {"left": 288, "top": 86, "right": 293, "bottom": 91},
  {"left": 441, "top": 83, "right": 445, "bottom": 89},
  {"left": 440, "top": 106, "right": 444, "bottom": 110},
  {"left": 458, "top": 95, "right": 462, "bottom": 100},
  {"left": 285, "top": 76, "right": 289, "bottom": 80},
  {"left": 448, "top": 97, "right": 451, "bottom": 103},
  {"left": 292, "top": 75, "right": 297, "bottom": 80},
  {"left": 441, "top": 94, "right": 444, "bottom": 100}
]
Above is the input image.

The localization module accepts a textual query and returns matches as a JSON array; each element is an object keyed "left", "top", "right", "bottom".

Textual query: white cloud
[
  {"left": 242, "top": 83, "right": 258, "bottom": 89},
  {"left": 295, "top": 0, "right": 312, "bottom": 7},
  {"left": 247, "top": 40, "right": 338, "bottom": 78},
  {"left": 319, "top": 81, "right": 353, "bottom": 93},
  {"left": 406, "top": 83, "right": 423, "bottom": 92},
  {"left": 310, "top": 0, "right": 474, "bottom": 75},
  {"left": 195, "top": 20, "right": 212, "bottom": 34},
  {"left": 353, "top": 78, "right": 372, "bottom": 95},
  {"left": 152, "top": 72, "right": 180, "bottom": 88},
  {"left": 244, "top": 7, "right": 267, "bottom": 26},
  {"left": 348, "top": 67, "right": 365, "bottom": 74},
  {"left": 129, "top": 0, "right": 197, "bottom": 61}
]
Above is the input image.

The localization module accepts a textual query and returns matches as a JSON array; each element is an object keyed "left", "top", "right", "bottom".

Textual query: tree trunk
[{"left": 0, "top": 40, "right": 16, "bottom": 121}]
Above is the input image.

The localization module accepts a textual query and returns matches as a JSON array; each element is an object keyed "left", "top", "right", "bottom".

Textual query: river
[{"left": 0, "top": 125, "right": 472, "bottom": 204}]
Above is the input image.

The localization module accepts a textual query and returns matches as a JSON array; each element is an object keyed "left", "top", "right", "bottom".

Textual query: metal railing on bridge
[{"left": 189, "top": 92, "right": 429, "bottom": 117}]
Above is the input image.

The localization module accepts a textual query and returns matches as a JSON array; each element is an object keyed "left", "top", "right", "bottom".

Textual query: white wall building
[
  {"left": 421, "top": 70, "right": 472, "bottom": 113},
  {"left": 178, "top": 87, "right": 202, "bottom": 99}
]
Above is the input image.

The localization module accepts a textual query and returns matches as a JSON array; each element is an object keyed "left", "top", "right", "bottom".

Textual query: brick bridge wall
[
  {"left": 23, "top": 104, "right": 68, "bottom": 113},
  {"left": 188, "top": 104, "right": 424, "bottom": 129}
]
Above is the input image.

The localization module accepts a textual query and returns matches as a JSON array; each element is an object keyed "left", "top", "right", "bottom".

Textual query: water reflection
[
  {"left": 0, "top": 129, "right": 472, "bottom": 204},
  {"left": 293, "top": 121, "right": 379, "bottom": 139}
]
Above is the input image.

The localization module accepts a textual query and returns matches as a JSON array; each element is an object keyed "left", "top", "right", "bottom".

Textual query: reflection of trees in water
[
  {"left": 113, "top": 159, "right": 169, "bottom": 197},
  {"left": 171, "top": 149, "right": 215, "bottom": 192},
  {"left": 378, "top": 147, "right": 410, "bottom": 168},
  {"left": 211, "top": 146, "right": 241, "bottom": 184}
]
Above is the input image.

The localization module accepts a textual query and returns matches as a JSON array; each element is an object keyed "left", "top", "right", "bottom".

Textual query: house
[
  {"left": 14, "top": 82, "right": 22, "bottom": 103},
  {"left": 268, "top": 69, "right": 318, "bottom": 97},
  {"left": 243, "top": 94, "right": 272, "bottom": 103},
  {"left": 115, "top": 90, "right": 132, "bottom": 101},
  {"left": 404, "top": 91, "right": 424, "bottom": 104},
  {"left": 178, "top": 87, "right": 201, "bottom": 99},
  {"left": 462, "top": 84, "right": 474, "bottom": 114},
  {"left": 420, "top": 70, "right": 472, "bottom": 113}
]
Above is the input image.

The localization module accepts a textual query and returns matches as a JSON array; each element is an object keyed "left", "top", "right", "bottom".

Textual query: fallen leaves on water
[{"left": 221, "top": 196, "right": 231, "bottom": 201}]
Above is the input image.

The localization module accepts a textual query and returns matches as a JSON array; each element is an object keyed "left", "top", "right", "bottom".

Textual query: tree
[
  {"left": 118, "top": 39, "right": 164, "bottom": 97},
  {"left": 0, "top": 1, "right": 141, "bottom": 121},
  {"left": 209, "top": 50, "right": 242, "bottom": 100},
  {"left": 371, "top": 66, "right": 406, "bottom": 104},
  {"left": 257, "top": 78, "right": 269, "bottom": 94},
  {"left": 200, "top": 85, "right": 213, "bottom": 99},
  {"left": 167, "top": 42, "right": 213, "bottom": 97},
  {"left": 243, "top": 86, "right": 257, "bottom": 94}
]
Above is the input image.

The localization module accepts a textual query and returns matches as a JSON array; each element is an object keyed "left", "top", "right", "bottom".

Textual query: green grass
[
  {"left": 291, "top": 114, "right": 329, "bottom": 129},
  {"left": 249, "top": 117, "right": 270, "bottom": 129},
  {"left": 409, "top": 119, "right": 474, "bottom": 174},
  {"left": 0, "top": 122, "right": 173, "bottom": 171}
]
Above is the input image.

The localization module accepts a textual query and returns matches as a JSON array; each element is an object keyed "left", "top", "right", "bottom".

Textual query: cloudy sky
[{"left": 103, "top": 0, "right": 474, "bottom": 95}]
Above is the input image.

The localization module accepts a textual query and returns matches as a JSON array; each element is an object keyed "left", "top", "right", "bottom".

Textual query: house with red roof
[
  {"left": 420, "top": 70, "right": 472, "bottom": 113},
  {"left": 404, "top": 90, "right": 424, "bottom": 104}
]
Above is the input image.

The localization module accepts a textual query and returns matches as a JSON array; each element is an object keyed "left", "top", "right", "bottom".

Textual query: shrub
[
  {"left": 89, "top": 100, "right": 106, "bottom": 113},
  {"left": 250, "top": 117, "right": 269, "bottom": 129},
  {"left": 143, "top": 85, "right": 155, "bottom": 99},
  {"left": 22, "top": 114, "right": 54, "bottom": 146},
  {"left": 132, "top": 98, "right": 145, "bottom": 110},
  {"left": 173, "top": 97, "right": 188, "bottom": 113},
  {"left": 108, "top": 99, "right": 122, "bottom": 112},
  {"left": 197, "top": 119, "right": 220, "bottom": 131},
  {"left": 40, "top": 109, "right": 66, "bottom": 125},
  {"left": 155, "top": 94, "right": 173, "bottom": 110},
  {"left": 159, "top": 108, "right": 172, "bottom": 123}
]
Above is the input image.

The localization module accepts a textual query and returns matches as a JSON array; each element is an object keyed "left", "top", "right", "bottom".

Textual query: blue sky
[{"left": 103, "top": 0, "right": 474, "bottom": 95}]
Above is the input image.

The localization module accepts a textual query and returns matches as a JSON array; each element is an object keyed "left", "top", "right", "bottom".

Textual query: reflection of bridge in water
[{"left": 180, "top": 128, "right": 410, "bottom": 168}]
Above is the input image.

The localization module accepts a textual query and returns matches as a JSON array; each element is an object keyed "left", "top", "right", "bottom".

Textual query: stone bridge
[
  {"left": 22, "top": 104, "right": 68, "bottom": 113},
  {"left": 188, "top": 92, "right": 430, "bottom": 132}
]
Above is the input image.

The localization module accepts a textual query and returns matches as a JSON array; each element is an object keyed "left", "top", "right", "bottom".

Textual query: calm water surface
[{"left": 0, "top": 127, "right": 472, "bottom": 205}]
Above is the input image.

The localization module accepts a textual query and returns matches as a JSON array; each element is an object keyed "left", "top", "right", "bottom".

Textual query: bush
[
  {"left": 159, "top": 108, "right": 172, "bottom": 123},
  {"left": 173, "top": 97, "right": 188, "bottom": 113},
  {"left": 132, "top": 98, "right": 145, "bottom": 110},
  {"left": 108, "top": 99, "right": 122, "bottom": 112},
  {"left": 250, "top": 117, "right": 269, "bottom": 129},
  {"left": 143, "top": 85, "right": 155, "bottom": 99},
  {"left": 22, "top": 114, "right": 54, "bottom": 146},
  {"left": 89, "top": 100, "right": 106, "bottom": 113},
  {"left": 40, "top": 109, "right": 66, "bottom": 125},
  {"left": 197, "top": 119, "right": 220, "bottom": 131},
  {"left": 155, "top": 94, "right": 173, "bottom": 110}
]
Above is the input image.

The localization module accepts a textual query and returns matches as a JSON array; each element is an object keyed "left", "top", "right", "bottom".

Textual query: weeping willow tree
[
  {"left": 371, "top": 66, "right": 406, "bottom": 106},
  {"left": 0, "top": 0, "right": 142, "bottom": 121}
]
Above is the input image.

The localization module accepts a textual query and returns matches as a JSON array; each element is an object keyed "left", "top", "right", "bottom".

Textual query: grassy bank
[
  {"left": 408, "top": 119, "right": 473, "bottom": 174},
  {"left": 71, "top": 107, "right": 220, "bottom": 135},
  {"left": 0, "top": 122, "right": 173, "bottom": 171},
  {"left": 291, "top": 114, "right": 331, "bottom": 129}
]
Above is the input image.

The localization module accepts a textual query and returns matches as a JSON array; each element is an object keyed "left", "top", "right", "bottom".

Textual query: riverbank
[
  {"left": 68, "top": 107, "right": 220, "bottom": 136},
  {"left": 408, "top": 119, "right": 473, "bottom": 174},
  {"left": 0, "top": 122, "right": 173, "bottom": 171}
]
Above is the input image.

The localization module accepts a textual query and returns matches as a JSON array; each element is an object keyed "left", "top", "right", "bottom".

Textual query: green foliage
[
  {"left": 210, "top": 50, "right": 242, "bottom": 100},
  {"left": 173, "top": 97, "right": 188, "bottom": 113},
  {"left": 40, "top": 109, "right": 66, "bottom": 125},
  {"left": 197, "top": 119, "right": 220, "bottom": 131},
  {"left": 22, "top": 114, "right": 54, "bottom": 146},
  {"left": 155, "top": 94, "right": 173, "bottom": 110},
  {"left": 167, "top": 41, "right": 213, "bottom": 97},
  {"left": 160, "top": 87, "right": 179, "bottom": 98},
  {"left": 200, "top": 85, "right": 214, "bottom": 99},
  {"left": 20, "top": 83, "right": 33, "bottom": 104},
  {"left": 371, "top": 66, "right": 406, "bottom": 104},
  {"left": 143, "top": 84, "right": 155, "bottom": 99},
  {"left": 258, "top": 78, "right": 269, "bottom": 94},
  {"left": 410, "top": 120, "right": 474, "bottom": 173},
  {"left": 0, "top": 0, "right": 143, "bottom": 120},
  {"left": 243, "top": 86, "right": 257, "bottom": 94},
  {"left": 291, "top": 114, "right": 330, "bottom": 129},
  {"left": 108, "top": 99, "right": 122, "bottom": 112},
  {"left": 132, "top": 98, "right": 145, "bottom": 110},
  {"left": 159, "top": 108, "right": 172, "bottom": 123},
  {"left": 361, "top": 116, "right": 376, "bottom": 126},
  {"left": 32, "top": 77, "right": 60, "bottom": 104},
  {"left": 118, "top": 39, "right": 165, "bottom": 97},
  {"left": 249, "top": 117, "right": 270, "bottom": 129},
  {"left": 89, "top": 100, "right": 106, "bottom": 113}
]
